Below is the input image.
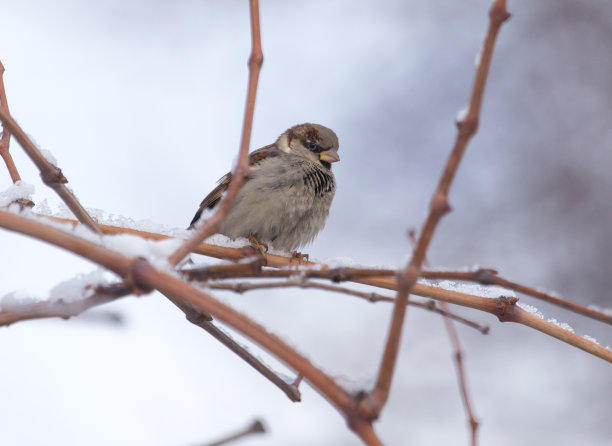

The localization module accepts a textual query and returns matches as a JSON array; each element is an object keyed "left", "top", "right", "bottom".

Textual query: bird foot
[
  {"left": 290, "top": 251, "right": 309, "bottom": 264},
  {"left": 248, "top": 234, "right": 269, "bottom": 256}
]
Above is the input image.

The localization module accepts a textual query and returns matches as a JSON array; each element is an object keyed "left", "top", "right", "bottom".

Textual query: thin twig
[
  {"left": 422, "top": 268, "right": 612, "bottom": 325},
  {"left": 440, "top": 302, "right": 479, "bottom": 446},
  {"left": 168, "top": 0, "right": 263, "bottom": 266},
  {"left": 0, "top": 108, "right": 102, "bottom": 233},
  {"left": 185, "top": 263, "right": 396, "bottom": 282},
  {"left": 0, "top": 282, "right": 132, "bottom": 326},
  {"left": 365, "top": 0, "right": 511, "bottom": 420},
  {"left": 203, "top": 419, "right": 266, "bottom": 446},
  {"left": 0, "top": 60, "right": 21, "bottom": 184},
  {"left": 207, "top": 279, "right": 489, "bottom": 333},
  {"left": 168, "top": 296, "right": 301, "bottom": 402}
]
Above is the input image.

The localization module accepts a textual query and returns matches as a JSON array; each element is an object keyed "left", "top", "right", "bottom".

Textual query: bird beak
[{"left": 319, "top": 149, "right": 340, "bottom": 163}]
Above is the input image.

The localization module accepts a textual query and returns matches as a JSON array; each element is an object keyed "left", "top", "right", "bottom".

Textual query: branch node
[
  {"left": 430, "top": 191, "right": 452, "bottom": 216},
  {"left": 490, "top": 0, "right": 512, "bottom": 24},
  {"left": 248, "top": 49, "right": 264, "bottom": 70},
  {"left": 292, "top": 373, "right": 304, "bottom": 389},
  {"left": 456, "top": 114, "right": 479, "bottom": 137},
  {"left": 329, "top": 268, "right": 350, "bottom": 282},
  {"left": 473, "top": 267, "right": 498, "bottom": 284},
  {"left": 351, "top": 390, "right": 380, "bottom": 425},
  {"left": 126, "top": 258, "right": 155, "bottom": 296},
  {"left": 495, "top": 295, "right": 519, "bottom": 322},
  {"left": 40, "top": 166, "right": 68, "bottom": 185}
]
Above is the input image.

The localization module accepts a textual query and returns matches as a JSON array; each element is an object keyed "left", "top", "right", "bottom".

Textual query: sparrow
[{"left": 189, "top": 123, "right": 340, "bottom": 252}]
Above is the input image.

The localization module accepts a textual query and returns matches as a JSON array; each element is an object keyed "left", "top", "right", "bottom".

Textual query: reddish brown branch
[
  {"left": 0, "top": 284, "right": 131, "bottom": 326},
  {"left": 0, "top": 108, "right": 102, "bottom": 233},
  {"left": 0, "top": 210, "right": 355, "bottom": 418},
  {"left": 168, "top": 0, "right": 264, "bottom": 266},
  {"left": 43, "top": 215, "right": 608, "bottom": 334},
  {"left": 7, "top": 210, "right": 611, "bottom": 366},
  {"left": 207, "top": 279, "right": 489, "bottom": 333},
  {"left": 168, "top": 297, "right": 301, "bottom": 402},
  {"left": 440, "top": 302, "right": 479, "bottom": 446},
  {"left": 422, "top": 268, "right": 612, "bottom": 325},
  {"left": 0, "top": 61, "right": 22, "bottom": 184},
  {"left": 184, "top": 262, "right": 396, "bottom": 282},
  {"left": 366, "top": 0, "right": 511, "bottom": 419}
]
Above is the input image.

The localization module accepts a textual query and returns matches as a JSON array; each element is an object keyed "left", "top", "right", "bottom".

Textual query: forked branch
[
  {"left": 364, "top": 0, "right": 511, "bottom": 420},
  {"left": 0, "top": 61, "right": 22, "bottom": 184},
  {"left": 0, "top": 210, "right": 355, "bottom": 418},
  {"left": 0, "top": 106, "right": 102, "bottom": 233},
  {"left": 422, "top": 268, "right": 612, "bottom": 325}
]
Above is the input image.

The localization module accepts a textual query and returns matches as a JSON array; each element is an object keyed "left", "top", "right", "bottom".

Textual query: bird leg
[{"left": 248, "top": 233, "right": 269, "bottom": 255}]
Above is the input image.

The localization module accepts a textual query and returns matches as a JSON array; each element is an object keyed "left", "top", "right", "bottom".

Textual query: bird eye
[{"left": 307, "top": 141, "right": 317, "bottom": 151}]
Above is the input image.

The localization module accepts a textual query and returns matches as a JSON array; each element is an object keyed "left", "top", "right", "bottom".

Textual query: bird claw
[
  {"left": 290, "top": 251, "right": 309, "bottom": 264},
  {"left": 248, "top": 234, "right": 269, "bottom": 256}
]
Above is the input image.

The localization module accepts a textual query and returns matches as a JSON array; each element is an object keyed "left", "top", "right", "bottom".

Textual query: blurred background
[{"left": 1, "top": 0, "right": 611, "bottom": 444}]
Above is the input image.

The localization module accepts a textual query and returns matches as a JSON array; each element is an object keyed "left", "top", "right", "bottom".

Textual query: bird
[{"left": 189, "top": 123, "right": 340, "bottom": 254}]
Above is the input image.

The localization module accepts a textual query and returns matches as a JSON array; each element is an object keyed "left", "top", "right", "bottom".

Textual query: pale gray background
[{"left": 1, "top": 1, "right": 611, "bottom": 445}]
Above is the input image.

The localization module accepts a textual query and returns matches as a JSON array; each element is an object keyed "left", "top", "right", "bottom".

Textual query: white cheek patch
[{"left": 277, "top": 134, "right": 292, "bottom": 153}]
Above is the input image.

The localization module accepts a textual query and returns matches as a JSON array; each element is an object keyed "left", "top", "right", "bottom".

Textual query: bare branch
[
  {"left": 422, "top": 268, "right": 612, "bottom": 325},
  {"left": 366, "top": 0, "right": 511, "bottom": 418},
  {"left": 0, "top": 283, "right": 131, "bottom": 326},
  {"left": 0, "top": 109, "right": 102, "bottom": 233},
  {"left": 0, "top": 210, "right": 355, "bottom": 417},
  {"left": 440, "top": 302, "right": 479, "bottom": 446},
  {"left": 0, "top": 60, "right": 22, "bottom": 184},
  {"left": 168, "top": 0, "right": 264, "bottom": 266},
  {"left": 38, "top": 216, "right": 605, "bottom": 352},
  {"left": 168, "top": 297, "right": 301, "bottom": 402},
  {"left": 207, "top": 280, "right": 489, "bottom": 333}
]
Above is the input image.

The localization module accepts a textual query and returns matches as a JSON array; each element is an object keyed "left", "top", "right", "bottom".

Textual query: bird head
[{"left": 277, "top": 123, "right": 340, "bottom": 169}]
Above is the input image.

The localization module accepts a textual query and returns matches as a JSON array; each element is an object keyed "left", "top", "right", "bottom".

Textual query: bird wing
[{"left": 188, "top": 144, "right": 282, "bottom": 228}]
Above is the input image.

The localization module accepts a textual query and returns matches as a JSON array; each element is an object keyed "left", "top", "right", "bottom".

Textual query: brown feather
[{"left": 188, "top": 144, "right": 281, "bottom": 228}]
